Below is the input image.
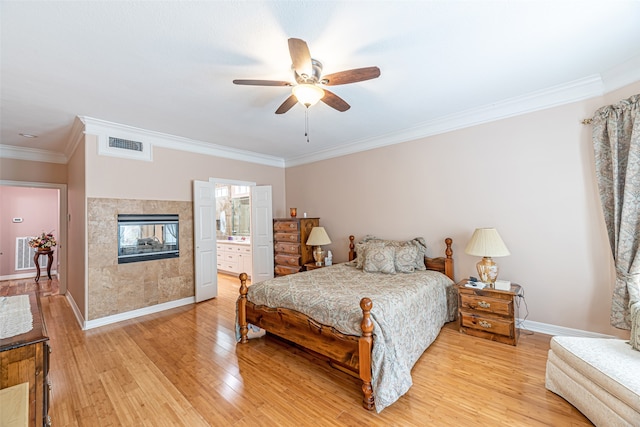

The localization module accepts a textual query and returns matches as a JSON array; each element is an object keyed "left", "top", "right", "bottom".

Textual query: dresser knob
[
  {"left": 478, "top": 301, "right": 491, "bottom": 309},
  {"left": 479, "top": 320, "right": 492, "bottom": 329}
]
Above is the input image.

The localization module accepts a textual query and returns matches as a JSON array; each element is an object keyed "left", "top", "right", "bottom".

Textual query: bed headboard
[{"left": 348, "top": 235, "right": 454, "bottom": 281}]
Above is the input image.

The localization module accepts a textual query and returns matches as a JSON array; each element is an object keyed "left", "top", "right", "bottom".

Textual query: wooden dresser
[
  {"left": 0, "top": 292, "right": 51, "bottom": 426},
  {"left": 273, "top": 217, "right": 319, "bottom": 276},
  {"left": 456, "top": 280, "right": 521, "bottom": 346}
]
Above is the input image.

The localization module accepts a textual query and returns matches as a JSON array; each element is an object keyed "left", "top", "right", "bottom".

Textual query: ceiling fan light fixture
[{"left": 292, "top": 84, "right": 324, "bottom": 108}]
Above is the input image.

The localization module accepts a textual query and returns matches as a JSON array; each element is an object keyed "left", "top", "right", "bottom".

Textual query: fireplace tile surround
[{"left": 87, "top": 198, "right": 194, "bottom": 320}]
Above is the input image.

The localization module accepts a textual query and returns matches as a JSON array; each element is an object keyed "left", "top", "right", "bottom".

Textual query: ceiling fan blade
[
  {"left": 233, "top": 79, "right": 292, "bottom": 86},
  {"left": 288, "top": 38, "right": 312, "bottom": 77},
  {"left": 321, "top": 89, "right": 350, "bottom": 112},
  {"left": 275, "top": 94, "right": 298, "bottom": 114},
  {"left": 321, "top": 66, "right": 381, "bottom": 86}
]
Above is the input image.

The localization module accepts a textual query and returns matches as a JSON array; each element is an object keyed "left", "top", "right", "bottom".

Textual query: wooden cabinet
[
  {"left": 217, "top": 242, "right": 252, "bottom": 277},
  {"left": 456, "top": 280, "right": 521, "bottom": 346},
  {"left": 0, "top": 292, "right": 51, "bottom": 426},
  {"left": 273, "top": 218, "right": 319, "bottom": 276}
]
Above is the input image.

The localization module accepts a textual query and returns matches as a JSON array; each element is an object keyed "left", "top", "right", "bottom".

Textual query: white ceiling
[{"left": 2, "top": 1, "right": 640, "bottom": 166}]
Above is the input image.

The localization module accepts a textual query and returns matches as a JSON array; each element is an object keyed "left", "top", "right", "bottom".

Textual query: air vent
[
  {"left": 98, "top": 134, "right": 152, "bottom": 161},
  {"left": 109, "top": 137, "right": 143, "bottom": 152}
]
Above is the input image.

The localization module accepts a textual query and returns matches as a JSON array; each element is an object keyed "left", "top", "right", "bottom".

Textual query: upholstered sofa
[{"left": 545, "top": 336, "right": 640, "bottom": 426}]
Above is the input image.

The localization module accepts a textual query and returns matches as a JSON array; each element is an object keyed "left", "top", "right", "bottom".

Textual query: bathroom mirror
[{"left": 232, "top": 196, "right": 250, "bottom": 236}]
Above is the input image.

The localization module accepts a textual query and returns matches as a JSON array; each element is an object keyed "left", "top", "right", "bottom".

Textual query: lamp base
[
  {"left": 476, "top": 256, "right": 499, "bottom": 287},
  {"left": 313, "top": 246, "right": 325, "bottom": 266}
]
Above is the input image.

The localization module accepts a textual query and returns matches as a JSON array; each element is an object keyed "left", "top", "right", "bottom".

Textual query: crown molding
[
  {"left": 63, "top": 116, "right": 87, "bottom": 160},
  {"left": 80, "top": 117, "right": 285, "bottom": 168},
  {"left": 0, "top": 144, "right": 67, "bottom": 164},
  {"left": 284, "top": 74, "right": 606, "bottom": 167}
]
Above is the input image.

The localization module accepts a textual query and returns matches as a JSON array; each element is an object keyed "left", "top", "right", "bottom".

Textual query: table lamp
[
  {"left": 306, "top": 227, "right": 331, "bottom": 266},
  {"left": 464, "top": 228, "right": 510, "bottom": 286}
]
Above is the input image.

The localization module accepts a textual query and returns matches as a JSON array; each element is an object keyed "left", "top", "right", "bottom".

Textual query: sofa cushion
[{"left": 549, "top": 336, "right": 640, "bottom": 414}]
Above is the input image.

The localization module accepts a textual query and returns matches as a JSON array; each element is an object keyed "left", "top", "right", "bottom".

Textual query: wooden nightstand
[
  {"left": 304, "top": 262, "right": 324, "bottom": 271},
  {"left": 456, "top": 280, "right": 522, "bottom": 346}
]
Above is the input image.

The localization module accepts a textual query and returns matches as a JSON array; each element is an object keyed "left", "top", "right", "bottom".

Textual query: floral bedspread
[{"left": 242, "top": 262, "right": 456, "bottom": 412}]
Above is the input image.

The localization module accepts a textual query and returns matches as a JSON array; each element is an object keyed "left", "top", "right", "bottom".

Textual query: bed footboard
[{"left": 237, "top": 273, "right": 376, "bottom": 410}]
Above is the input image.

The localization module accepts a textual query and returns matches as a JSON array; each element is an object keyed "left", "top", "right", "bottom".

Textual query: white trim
[
  {"left": 284, "top": 74, "right": 605, "bottom": 167},
  {"left": 518, "top": 318, "right": 616, "bottom": 339},
  {"left": 0, "top": 271, "right": 57, "bottom": 281},
  {"left": 3, "top": 61, "right": 638, "bottom": 168},
  {"left": 65, "top": 291, "right": 85, "bottom": 330},
  {"left": 80, "top": 116, "right": 285, "bottom": 168},
  {"left": 0, "top": 145, "right": 67, "bottom": 164},
  {"left": 83, "top": 297, "right": 195, "bottom": 330}
]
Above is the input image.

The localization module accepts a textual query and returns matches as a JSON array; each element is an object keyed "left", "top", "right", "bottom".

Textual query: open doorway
[
  {"left": 214, "top": 182, "right": 253, "bottom": 281},
  {"left": 0, "top": 180, "right": 67, "bottom": 293}
]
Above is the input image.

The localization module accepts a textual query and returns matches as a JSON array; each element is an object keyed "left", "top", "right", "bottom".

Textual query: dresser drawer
[
  {"left": 274, "top": 232, "right": 300, "bottom": 243},
  {"left": 459, "top": 294, "right": 512, "bottom": 316},
  {"left": 275, "top": 242, "right": 301, "bottom": 254},
  {"left": 274, "top": 221, "right": 299, "bottom": 232},
  {"left": 459, "top": 313, "right": 514, "bottom": 337},
  {"left": 275, "top": 254, "right": 301, "bottom": 266},
  {"left": 275, "top": 265, "right": 302, "bottom": 276}
]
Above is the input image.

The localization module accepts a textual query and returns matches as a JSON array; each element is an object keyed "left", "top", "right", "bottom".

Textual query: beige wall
[
  {"left": 0, "top": 158, "right": 67, "bottom": 183},
  {"left": 84, "top": 140, "right": 287, "bottom": 210},
  {"left": 82, "top": 136, "right": 287, "bottom": 321},
  {"left": 285, "top": 81, "right": 640, "bottom": 337},
  {"left": 66, "top": 135, "right": 87, "bottom": 319}
]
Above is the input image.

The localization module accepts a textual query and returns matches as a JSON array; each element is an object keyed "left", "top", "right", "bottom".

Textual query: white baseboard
[
  {"left": 0, "top": 270, "right": 58, "bottom": 281},
  {"left": 83, "top": 297, "right": 195, "bottom": 330},
  {"left": 65, "top": 291, "right": 85, "bottom": 329},
  {"left": 518, "top": 318, "right": 615, "bottom": 339}
]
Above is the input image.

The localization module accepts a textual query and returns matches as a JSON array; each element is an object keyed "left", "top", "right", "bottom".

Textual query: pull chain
[{"left": 305, "top": 108, "right": 310, "bottom": 143}]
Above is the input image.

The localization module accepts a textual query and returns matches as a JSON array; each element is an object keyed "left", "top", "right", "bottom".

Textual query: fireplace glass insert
[{"left": 117, "top": 214, "right": 179, "bottom": 264}]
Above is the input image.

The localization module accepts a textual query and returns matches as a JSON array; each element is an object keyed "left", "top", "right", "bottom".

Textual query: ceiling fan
[{"left": 233, "top": 38, "right": 381, "bottom": 114}]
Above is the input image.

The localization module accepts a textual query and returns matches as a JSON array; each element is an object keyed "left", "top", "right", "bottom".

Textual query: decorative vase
[{"left": 290, "top": 208, "right": 297, "bottom": 218}]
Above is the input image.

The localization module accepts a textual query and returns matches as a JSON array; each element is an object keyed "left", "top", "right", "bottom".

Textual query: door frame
[{"left": 0, "top": 180, "right": 68, "bottom": 293}]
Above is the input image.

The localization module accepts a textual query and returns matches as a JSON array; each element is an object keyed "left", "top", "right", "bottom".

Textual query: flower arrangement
[{"left": 28, "top": 232, "right": 57, "bottom": 250}]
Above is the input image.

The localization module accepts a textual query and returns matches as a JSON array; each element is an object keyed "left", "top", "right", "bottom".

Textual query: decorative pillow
[
  {"left": 363, "top": 243, "right": 396, "bottom": 274},
  {"left": 411, "top": 237, "right": 427, "bottom": 270},
  {"left": 355, "top": 235, "right": 381, "bottom": 269},
  {"left": 394, "top": 243, "right": 418, "bottom": 273}
]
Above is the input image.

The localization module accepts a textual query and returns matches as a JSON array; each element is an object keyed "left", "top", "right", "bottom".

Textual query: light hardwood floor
[{"left": 3, "top": 275, "right": 592, "bottom": 426}]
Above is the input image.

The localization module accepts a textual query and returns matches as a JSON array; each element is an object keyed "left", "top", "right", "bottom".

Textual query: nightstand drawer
[
  {"left": 275, "top": 254, "right": 301, "bottom": 266},
  {"left": 274, "top": 221, "right": 299, "bottom": 232},
  {"left": 275, "top": 265, "right": 302, "bottom": 276},
  {"left": 460, "top": 313, "right": 514, "bottom": 337},
  {"left": 460, "top": 294, "right": 512, "bottom": 316},
  {"left": 274, "top": 232, "right": 300, "bottom": 243},
  {"left": 275, "top": 242, "right": 301, "bottom": 254}
]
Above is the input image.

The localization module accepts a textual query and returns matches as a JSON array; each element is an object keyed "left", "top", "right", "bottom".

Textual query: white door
[
  {"left": 193, "top": 180, "right": 217, "bottom": 302},
  {"left": 251, "top": 185, "right": 274, "bottom": 283}
]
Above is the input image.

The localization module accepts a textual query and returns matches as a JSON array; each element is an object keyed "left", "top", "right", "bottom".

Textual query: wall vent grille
[
  {"left": 15, "top": 237, "right": 47, "bottom": 270},
  {"left": 109, "top": 137, "right": 144, "bottom": 152}
]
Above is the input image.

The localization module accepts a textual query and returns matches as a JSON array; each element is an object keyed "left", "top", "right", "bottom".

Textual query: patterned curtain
[{"left": 591, "top": 94, "right": 640, "bottom": 347}]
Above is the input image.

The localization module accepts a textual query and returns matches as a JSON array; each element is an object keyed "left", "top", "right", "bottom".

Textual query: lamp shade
[
  {"left": 464, "top": 228, "right": 510, "bottom": 257},
  {"left": 306, "top": 227, "right": 331, "bottom": 246},
  {"left": 292, "top": 84, "right": 325, "bottom": 107}
]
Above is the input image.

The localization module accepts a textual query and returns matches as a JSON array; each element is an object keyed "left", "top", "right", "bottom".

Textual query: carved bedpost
[
  {"left": 348, "top": 235, "right": 356, "bottom": 261},
  {"left": 444, "top": 237, "right": 454, "bottom": 281},
  {"left": 359, "top": 297, "right": 375, "bottom": 410},
  {"left": 238, "top": 273, "right": 249, "bottom": 343}
]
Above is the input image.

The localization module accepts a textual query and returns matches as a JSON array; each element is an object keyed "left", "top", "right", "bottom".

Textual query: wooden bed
[{"left": 237, "top": 236, "right": 454, "bottom": 411}]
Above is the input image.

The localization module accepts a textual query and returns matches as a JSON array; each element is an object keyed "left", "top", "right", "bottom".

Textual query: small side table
[
  {"left": 304, "top": 262, "right": 324, "bottom": 271},
  {"left": 34, "top": 249, "right": 54, "bottom": 282},
  {"left": 456, "top": 280, "right": 522, "bottom": 346}
]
